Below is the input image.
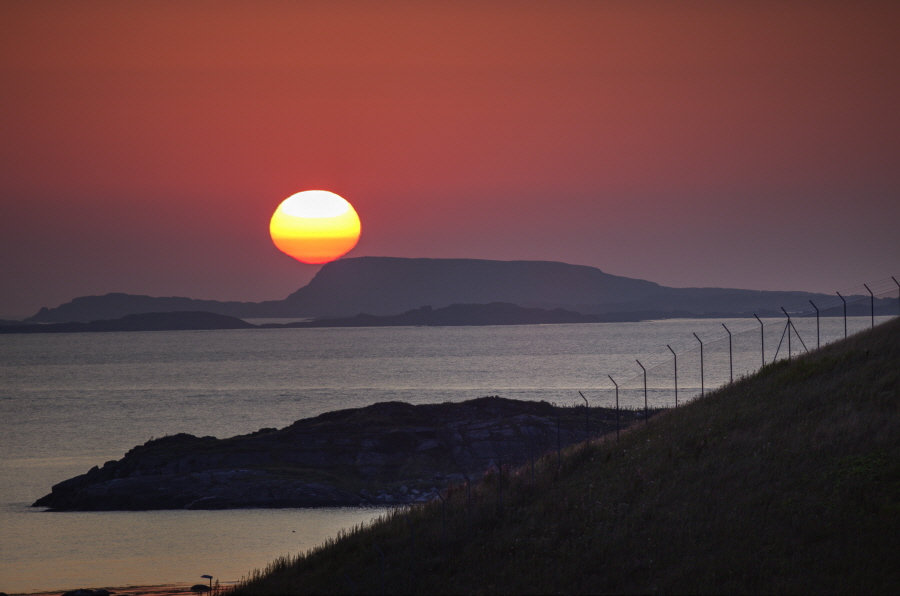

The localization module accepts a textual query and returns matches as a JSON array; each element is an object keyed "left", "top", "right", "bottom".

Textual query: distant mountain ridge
[
  {"left": 4, "top": 304, "right": 775, "bottom": 335},
  {"left": 26, "top": 257, "right": 833, "bottom": 323}
]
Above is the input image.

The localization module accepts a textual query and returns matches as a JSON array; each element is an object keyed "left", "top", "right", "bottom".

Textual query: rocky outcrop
[{"left": 33, "top": 397, "right": 652, "bottom": 511}]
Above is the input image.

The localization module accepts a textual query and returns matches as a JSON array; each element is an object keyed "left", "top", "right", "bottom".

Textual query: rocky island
[
  {"left": 33, "top": 397, "right": 653, "bottom": 511},
  {"left": 0, "top": 310, "right": 256, "bottom": 333}
]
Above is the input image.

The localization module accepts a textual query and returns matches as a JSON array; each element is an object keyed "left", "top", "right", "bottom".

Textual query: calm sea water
[{"left": 0, "top": 316, "right": 885, "bottom": 593}]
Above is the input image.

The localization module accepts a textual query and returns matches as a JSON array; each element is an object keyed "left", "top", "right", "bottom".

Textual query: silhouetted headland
[
  {"left": 25, "top": 257, "right": 842, "bottom": 323},
  {"left": 0, "top": 311, "right": 255, "bottom": 333}
]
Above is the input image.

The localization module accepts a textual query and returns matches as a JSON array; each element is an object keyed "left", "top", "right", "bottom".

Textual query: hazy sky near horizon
[{"left": 2, "top": 1, "right": 898, "bottom": 316}]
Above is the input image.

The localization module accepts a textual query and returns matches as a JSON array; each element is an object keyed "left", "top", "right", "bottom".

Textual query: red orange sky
[{"left": 1, "top": 1, "right": 898, "bottom": 316}]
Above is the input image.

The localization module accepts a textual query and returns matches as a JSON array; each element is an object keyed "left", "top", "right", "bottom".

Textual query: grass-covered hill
[{"left": 232, "top": 317, "right": 900, "bottom": 595}]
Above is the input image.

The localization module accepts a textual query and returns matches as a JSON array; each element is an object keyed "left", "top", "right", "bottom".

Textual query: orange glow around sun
[{"left": 269, "top": 191, "right": 361, "bottom": 264}]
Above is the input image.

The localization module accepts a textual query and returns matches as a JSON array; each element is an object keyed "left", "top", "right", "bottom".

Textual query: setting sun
[{"left": 269, "top": 191, "right": 361, "bottom": 264}]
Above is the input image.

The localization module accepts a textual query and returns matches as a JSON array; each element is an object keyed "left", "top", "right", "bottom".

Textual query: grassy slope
[{"left": 232, "top": 318, "right": 900, "bottom": 595}]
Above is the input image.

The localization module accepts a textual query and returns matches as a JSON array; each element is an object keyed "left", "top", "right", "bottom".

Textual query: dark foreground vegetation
[{"left": 231, "top": 317, "right": 900, "bottom": 595}]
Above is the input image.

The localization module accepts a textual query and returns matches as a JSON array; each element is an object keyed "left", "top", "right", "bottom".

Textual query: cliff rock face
[
  {"left": 33, "top": 397, "right": 649, "bottom": 511},
  {"left": 279, "top": 257, "right": 663, "bottom": 317}
]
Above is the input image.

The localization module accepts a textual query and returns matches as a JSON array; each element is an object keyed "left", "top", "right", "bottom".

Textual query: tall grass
[{"left": 231, "top": 317, "right": 900, "bottom": 594}]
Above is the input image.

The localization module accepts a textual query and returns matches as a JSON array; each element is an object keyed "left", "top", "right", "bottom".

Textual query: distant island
[
  {"left": 0, "top": 303, "right": 727, "bottom": 334},
  {"left": 0, "top": 311, "right": 256, "bottom": 334},
  {"left": 24, "top": 256, "right": 857, "bottom": 324}
]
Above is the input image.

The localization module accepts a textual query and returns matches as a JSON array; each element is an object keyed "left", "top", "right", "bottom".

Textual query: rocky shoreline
[{"left": 33, "top": 397, "right": 653, "bottom": 511}]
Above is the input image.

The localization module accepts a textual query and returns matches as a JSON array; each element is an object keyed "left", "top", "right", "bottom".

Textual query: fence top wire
[
  {"left": 583, "top": 275, "right": 898, "bottom": 400},
  {"left": 782, "top": 278, "right": 898, "bottom": 316}
]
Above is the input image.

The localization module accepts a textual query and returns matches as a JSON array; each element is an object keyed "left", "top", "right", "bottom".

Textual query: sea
[{"left": 0, "top": 315, "right": 886, "bottom": 594}]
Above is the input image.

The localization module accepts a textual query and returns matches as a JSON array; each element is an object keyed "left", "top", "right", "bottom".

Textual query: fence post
[
  {"left": 810, "top": 300, "right": 820, "bottom": 348},
  {"left": 722, "top": 323, "right": 733, "bottom": 382},
  {"left": 791, "top": 320, "right": 809, "bottom": 353},
  {"left": 781, "top": 307, "right": 792, "bottom": 360},
  {"left": 667, "top": 344, "right": 677, "bottom": 407},
  {"left": 773, "top": 317, "right": 789, "bottom": 363},
  {"left": 864, "top": 284, "right": 874, "bottom": 328},
  {"left": 578, "top": 391, "right": 589, "bottom": 439},
  {"left": 636, "top": 360, "right": 648, "bottom": 424},
  {"left": 693, "top": 333, "right": 704, "bottom": 397},
  {"left": 754, "top": 314, "right": 765, "bottom": 367},
  {"left": 608, "top": 375, "right": 620, "bottom": 442},
  {"left": 893, "top": 277, "right": 900, "bottom": 316},
  {"left": 837, "top": 292, "right": 847, "bottom": 338}
]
